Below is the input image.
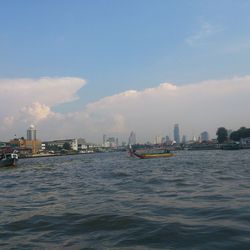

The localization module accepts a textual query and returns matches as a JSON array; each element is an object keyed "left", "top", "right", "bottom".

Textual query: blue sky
[
  {"left": 1, "top": 1, "right": 250, "bottom": 141},
  {"left": 1, "top": 1, "right": 250, "bottom": 104}
]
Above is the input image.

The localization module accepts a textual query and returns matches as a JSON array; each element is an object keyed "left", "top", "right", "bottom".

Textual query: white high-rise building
[
  {"left": 128, "top": 131, "right": 136, "bottom": 145},
  {"left": 173, "top": 124, "right": 180, "bottom": 144},
  {"left": 201, "top": 131, "right": 209, "bottom": 142},
  {"left": 27, "top": 124, "right": 37, "bottom": 141},
  {"left": 103, "top": 134, "right": 107, "bottom": 147},
  {"left": 154, "top": 135, "right": 162, "bottom": 144}
]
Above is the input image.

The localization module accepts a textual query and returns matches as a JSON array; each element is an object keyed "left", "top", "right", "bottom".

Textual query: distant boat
[
  {"left": 221, "top": 142, "right": 241, "bottom": 150},
  {"left": 128, "top": 145, "right": 174, "bottom": 159},
  {"left": 0, "top": 148, "right": 18, "bottom": 167}
]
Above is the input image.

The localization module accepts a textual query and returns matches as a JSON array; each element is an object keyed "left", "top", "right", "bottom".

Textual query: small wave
[{"left": 109, "top": 171, "right": 131, "bottom": 178}]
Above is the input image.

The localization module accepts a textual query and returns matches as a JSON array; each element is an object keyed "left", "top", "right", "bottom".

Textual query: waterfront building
[
  {"left": 41, "top": 143, "right": 46, "bottom": 151},
  {"left": 27, "top": 124, "right": 37, "bottom": 141},
  {"left": 71, "top": 139, "right": 78, "bottom": 151},
  {"left": 128, "top": 131, "right": 136, "bottom": 145},
  {"left": 9, "top": 138, "right": 41, "bottom": 155},
  {"left": 154, "top": 135, "right": 162, "bottom": 145},
  {"left": 102, "top": 134, "right": 119, "bottom": 148},
  {"left": 201, "top": 131, "right": 209, "bottom": 142},
  {"left": 240, "top": 137, "right": 250, "bottom": 148},
  {"left": 107, "top": 137, "right": 115, "bottom": 147},
  {"left": 174, "top": 124, "right": 180, "bottom": 144},
  {"left": 44, "top": 139, "right": 78, "bottom": 151},
  {"left": 78, "top": 138, "right": 87, "bottom": 150}
]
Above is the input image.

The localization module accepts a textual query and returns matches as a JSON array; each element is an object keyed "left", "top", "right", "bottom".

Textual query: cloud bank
[
  {"left": 0, "top": 77, "right": 85, "bottom": 139},
  {"left": 1, "top": 76, "right": 250, "bottom": 143}
]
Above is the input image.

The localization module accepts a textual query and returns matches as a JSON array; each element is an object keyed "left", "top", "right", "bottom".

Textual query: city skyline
[
  {"left": 2, "top": 123, "right": 238, "bottom": 146},
  {"left": 1, "top": 1, "right": 250, "bottom": 142}
]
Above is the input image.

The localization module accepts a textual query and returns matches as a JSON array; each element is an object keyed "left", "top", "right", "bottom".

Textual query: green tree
[
  {"left": 216, "top": 127, "right": 228, "bottom": 144},
  {"left": 63, "top": 142, "right": 71, "bottom": 150},
  {"left": 230, "top": 127, "right": 250, "bottom": 141},
  {"left": 230, "top": 131, "right": 240, "bottom": 141}
]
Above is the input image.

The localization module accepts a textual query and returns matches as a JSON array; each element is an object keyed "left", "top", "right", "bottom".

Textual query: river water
[{"left": 0, "top": 150, "right": 250, "bottom": 249}]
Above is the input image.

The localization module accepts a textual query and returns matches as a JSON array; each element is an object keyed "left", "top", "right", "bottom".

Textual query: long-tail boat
[
  {"left": 128, "top": 145, "right": 174, "bottom": 159},
  {"left": 0, "top": 148, "right": 18, "bottom": 167}
]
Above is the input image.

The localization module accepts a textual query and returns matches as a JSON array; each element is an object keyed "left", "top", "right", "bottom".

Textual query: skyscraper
[
  {"left": 165, "top": 135, "right": 171, "bottom": 145},
  {"left": 173, "top": 124, "right": 180, "bottom": 144},
  {"left": 128, "top": 131, "right": 136, "bottom": 145},
  {"left": 182, "top": 135, "right": 187, "bottom": 144},
  {"left": 154, "top": 135, "right": 162, "bottom": 145},
  {"left": 201, "top": 131, "right": 209, "bottom": 142},
  {"left": 103, "top": 134, "right": 107, "bottom": 147},
  {"left": 27, "top": 124, "right": 36, "bottom": 141}
]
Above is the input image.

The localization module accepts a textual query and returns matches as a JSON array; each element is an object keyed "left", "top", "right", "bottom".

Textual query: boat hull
[
  {"left": 0, "top": 153, "right": 18, "bottom": 167},
  {"left": 0, "top": 158, "right": 18, "bottom": 167},
  {"left": 133, "top": 152, "right": 174, "bottom": 159},
  {"left": 128, "top": 145, "right": 174, "bottom": 159}
]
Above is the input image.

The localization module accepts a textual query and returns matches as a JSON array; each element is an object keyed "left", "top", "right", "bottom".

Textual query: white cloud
[
  {"left": 0, "top": 77, "right": 85, "bottom": 140},
  {"left": 186, "top": 22, "right": 222, "bottom": 46},
  {"left": 0, "top": 77, "right": 85, "bottom": 117},
  {"left": 0, "top": 75, "right": 250, "bottom": 143},
  {"left": 83, "top": 76, "right": 250, "bottom": 142},
  {"left": 20, "top": 102, "right": 54, "bottom": 122}
]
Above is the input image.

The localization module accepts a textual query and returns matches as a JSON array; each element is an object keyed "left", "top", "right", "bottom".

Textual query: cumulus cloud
[
  {"left": 0, "top": 77, "right": 85, "bottom": 117},
  {"left": 83, "top": 76, "right": 250, "bottom": 142},
  {"left": 21, "top": 102, "right": 53, "bottom": 122},
  {"left": 0, "top": 75, "right": 250, "bottom": 143},
  {"left": 0, "top": 77, "right": 85, "bottom": 140}
]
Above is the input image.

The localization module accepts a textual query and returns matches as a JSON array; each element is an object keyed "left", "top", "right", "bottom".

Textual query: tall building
[
  {"left": 165, "top": 135, "right": 171, "bottom": 145},
  {"left": 107, "top": 137, "right": 116, "bottom": 148},
  {"left": 27, "top": 124, "right": 36, "bottom": 141},
  {"left": 182, "top": 135, "right": 187, "bottom": 144},
  {"left": 201, "top": 131, "right": 209, "bottom": 142},
  {"left": 103, "top": 134, "right": 107, "bottom": 147},
  {"left": 128, "top": 131, "right": 136, "bottom": 145},
  {"left": 154, "top": 135, "right": 162, "bottom": 145},
  {"left": 173, "top": 124, "right": 180, "bottom": 144}
]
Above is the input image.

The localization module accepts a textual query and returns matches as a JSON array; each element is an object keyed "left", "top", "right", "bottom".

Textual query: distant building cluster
[
  {"left": 9, "top": 125, "right": 41, "bottom": 155},
  {"left": 3, "top": 122, "right": 250, "bottom": 156},
  {"left": 102, "top": 134, "right": 119, "bottom": 148},
  {"left": 145, "top": 124, "right": 210, "bottom": 147},
  {"left": 6, "top": 125, "right": 97, "bottom": 156}
]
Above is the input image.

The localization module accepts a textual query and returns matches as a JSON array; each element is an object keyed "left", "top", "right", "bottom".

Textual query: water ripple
[{"left": 1, "top": 151, "right": 250, "bottom": 249}]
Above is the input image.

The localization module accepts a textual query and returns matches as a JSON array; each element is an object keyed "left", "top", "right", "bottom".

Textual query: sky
[{"left": 1, "top": 0, "right": 250, "bottom": 143}]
